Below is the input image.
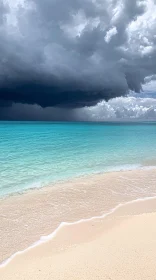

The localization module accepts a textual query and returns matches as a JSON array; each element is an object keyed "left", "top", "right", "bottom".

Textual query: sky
[{"left": 0, "top": 0, "right": 156, "bottom": 120}]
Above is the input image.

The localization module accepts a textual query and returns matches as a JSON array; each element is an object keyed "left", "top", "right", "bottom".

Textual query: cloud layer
[
  {"left": 77, "top": 96, "right": 156, "bottom": 120},
  {"left": 0, "top": 0, "right": 156, "bottom": 109},
  {"left": 1, "top": 96, "right": 156, "bottom": 120}
]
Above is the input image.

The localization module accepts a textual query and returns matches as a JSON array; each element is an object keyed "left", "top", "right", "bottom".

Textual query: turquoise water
[{"left": 0, "top": 121, "right": 156, "bottom": 197}]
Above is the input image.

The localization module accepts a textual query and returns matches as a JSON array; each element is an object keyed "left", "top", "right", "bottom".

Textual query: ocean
[{"left": 0, "top": 121, "right": 156, "bottom": 197}]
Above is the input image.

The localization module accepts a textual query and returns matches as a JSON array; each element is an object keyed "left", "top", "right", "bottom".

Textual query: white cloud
[
  {"left": 104, "top": 26, "right": 118, "bottom": 43},
  {"left": 143, "top": 80, "right": 156, "bottom": 94},
  {"left": 76, "top": 96, "right": 156, "bottom": 120}
]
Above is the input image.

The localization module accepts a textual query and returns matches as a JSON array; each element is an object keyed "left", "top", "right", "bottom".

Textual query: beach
[
  {"left": 1, "top": 122, "right": 156, "bottom": 279},
  {"left": 1, "top": 195, "right": 156, "bottom": 279},
  {"left": 1, "top": 0, "right": 156, "bottom": 275},
  {"left": 0, "top": 167, "right": 156, "bottom": 279}
]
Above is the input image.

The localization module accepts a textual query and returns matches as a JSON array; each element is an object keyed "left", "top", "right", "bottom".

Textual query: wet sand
[
  {"left": 0, "top": 168, "right": 156, "bottom": 264},
  {"left": 1, "top": 197, "right": 156, "bottom": 279}
]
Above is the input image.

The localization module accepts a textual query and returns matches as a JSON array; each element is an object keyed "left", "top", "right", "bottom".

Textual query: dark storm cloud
[
  {"left": 0, "top": 0, "right": 156, "bottom": 110},
  {"left": 0, "top": 103, "right": 76, "bottom": 120}
]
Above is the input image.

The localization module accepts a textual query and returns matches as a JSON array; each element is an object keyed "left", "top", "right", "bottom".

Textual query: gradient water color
[{"left": 0, "top": 121, "right": 156, "bottom": 197}]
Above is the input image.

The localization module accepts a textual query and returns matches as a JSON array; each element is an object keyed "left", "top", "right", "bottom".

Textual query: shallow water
[{"left": 0, "top": 121, "right": 156, "bottom": 197}]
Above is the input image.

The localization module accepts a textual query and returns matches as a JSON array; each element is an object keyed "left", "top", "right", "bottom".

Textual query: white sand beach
[
  {"left": 1, "top": 168, "right": 156, "bottom": 263},
  {"left": 1, "top": 197, "right": 156, "bottom": 280}
]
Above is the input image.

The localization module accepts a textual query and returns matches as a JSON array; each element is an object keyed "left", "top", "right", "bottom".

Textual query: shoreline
[
  {"left": 1, "top": 164, "right": 156, "bottom": 201},
  {"left": 1, "top": 196, "right": 156, "bottom": 279},
  {"left": 1, "top": 194, "right": 156, "bottom": 268},
  {"left": 1, "top": 167, "right": 156, "bottom": 265}
]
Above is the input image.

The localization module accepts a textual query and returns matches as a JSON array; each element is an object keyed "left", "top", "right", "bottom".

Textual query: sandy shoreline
[
  {"left": 0, "top": 167, "right": 156, "bottom": 264},
  {"left": 1, "top": 197, "right": 156, "bottom": 279}
]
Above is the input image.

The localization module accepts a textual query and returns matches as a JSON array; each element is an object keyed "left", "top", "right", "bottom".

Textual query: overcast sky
[{"left": 0, "top": 0, "right": 156, "bottom": 120}]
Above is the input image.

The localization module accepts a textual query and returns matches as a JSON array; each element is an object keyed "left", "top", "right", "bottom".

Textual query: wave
[
  {"left": 1, "top": 163, "right": 155, "bottom": 199},
  {"left": 1, "top": 195, "right": 156, "bottom": 268}
]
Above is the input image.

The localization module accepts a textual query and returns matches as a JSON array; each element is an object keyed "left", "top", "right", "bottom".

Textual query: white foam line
[{"left": 1, "top": 195, "right": 156, "bottom": 268}]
